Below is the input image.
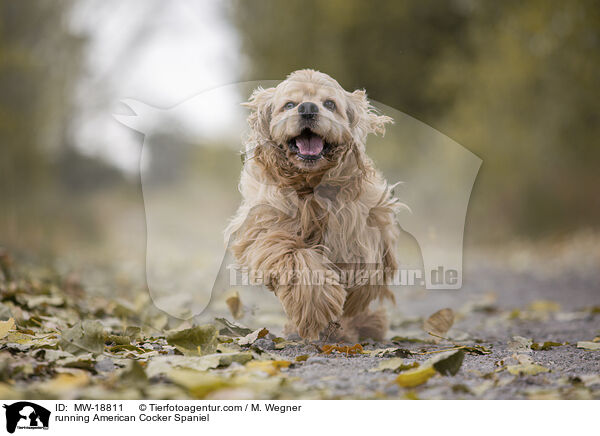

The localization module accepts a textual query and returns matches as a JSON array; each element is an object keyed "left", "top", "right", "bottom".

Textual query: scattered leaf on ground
[
  {"left": 166, "top": 325, "right": 217, "bottom": 356},
  {"left": 430, "top": 349, "right": 465, "bottom": 376},
  {"left": 531, "top": 341, "right": 563, "bottom": 351},
  {"left": 391, "top": 336, "right": 429, "bottom": 344},
  {"left": 423, "top": 308, "right": 454, "bottom": 341},
  {"left": 245, "top": 360, "right": 291, "bottom": 376},
  {"left": 38, "top": 371, "right": 90, "bottom": 394},
  {"left": 225, "top": 291, "right": 244, "bottom": 320},
  {"left": 507, "top": 336, "right": 533, "bottom": 352},
  {"left": 528, "top": 300, "right": 561, "bottom": 313},
  {"left": 368, "top": 358, "right": 419, "bottom": 373},
  {"left": 321, "top": 344, "right": 365, "bottom": 355},
  {"left": 0, "top": 318, "right": 15, "bottom": 339},
  {"left": 577, "top": 341, "right": 600, "bottom": 350},
  {"left": 168, "top": 369, "right": 229, "bottom": 398},
  {"left": 507, "top": 363, "right": 550, "bottom": 376},
  {"left": 462, "top": 345, "right": 492, "bottom": 355},
  {"left": 214, "top": 318, "right": 253, "bottom": 337},
  {"left": 395, "top": 366, "right": 436, "bottom": 387},
  {"left": 368, "top": 347, "right": 413, "bottom": 358},
  {"left": 59, "top": 320, "right": 105, "bottom": 355},
  {"left": 238, "top": 328, "right": 269, "bottom": 346}
]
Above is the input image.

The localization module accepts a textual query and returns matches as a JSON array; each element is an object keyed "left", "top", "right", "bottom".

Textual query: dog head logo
[
  {"left": 115, "top": 76, "right": 481, "bottom": 320},
  {"left": 3, "top": 402, "right": 50, "bottom": 433}
]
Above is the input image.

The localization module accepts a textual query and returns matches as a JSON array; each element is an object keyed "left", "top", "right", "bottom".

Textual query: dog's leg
[
  {"left": 342, "top": 307, "right": 388, "bottom": 342},
  {"left": 273, "top": 248, "right": 346, "bottom": 340},
  {"left": 232, "top": 221, "right": 345, "bottom": 340}
]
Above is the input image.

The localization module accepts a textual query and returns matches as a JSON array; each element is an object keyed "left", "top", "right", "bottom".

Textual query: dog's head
[{"left": 244, "top": 69, "right": 392, "bottom": 173}]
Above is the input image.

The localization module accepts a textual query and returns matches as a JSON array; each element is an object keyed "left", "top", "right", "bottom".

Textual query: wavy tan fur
[{"left": 226, "top": 70, "right": 401, "bottom": 341}]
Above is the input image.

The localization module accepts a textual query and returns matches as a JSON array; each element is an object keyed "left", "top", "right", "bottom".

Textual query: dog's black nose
[{"left": 298, "top": 102, "right": 319, "bottom": 119}]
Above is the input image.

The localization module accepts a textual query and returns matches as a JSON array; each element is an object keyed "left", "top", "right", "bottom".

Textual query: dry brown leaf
[
  {"left": 225, "top": 291, "right": 244, "bottom": 320},
  {"left": 423, "top": 308, "right": 454, "bottom": 341},
  {"left": 321, "top": 344, "right": 365, "bottom": 355}
]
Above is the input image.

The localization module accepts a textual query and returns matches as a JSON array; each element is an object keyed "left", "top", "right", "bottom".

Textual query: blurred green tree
[
  {"left": 0, "top": 1, "right": 88, "bottom": 252},
  {"left": 229, "top": 0, "right": 600, "bottom": 240}
]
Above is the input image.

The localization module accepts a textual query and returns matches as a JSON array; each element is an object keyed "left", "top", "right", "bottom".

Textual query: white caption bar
[{"left": 0, "top": 400, "right": 594, "bottom": 435}]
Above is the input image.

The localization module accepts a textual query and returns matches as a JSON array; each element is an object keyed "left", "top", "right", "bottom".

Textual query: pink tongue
[{"left": 295, "top": 134, "right": 324, "bottom": 155}]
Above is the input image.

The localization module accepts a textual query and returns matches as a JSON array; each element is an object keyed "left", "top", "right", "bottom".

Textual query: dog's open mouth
[{"left": 288, "top": 129, "right": 328, "bottom": 161}]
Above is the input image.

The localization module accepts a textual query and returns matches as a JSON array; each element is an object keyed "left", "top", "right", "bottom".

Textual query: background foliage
[{"left": 1, "top": 0, "right": 600, "bottom": 263}]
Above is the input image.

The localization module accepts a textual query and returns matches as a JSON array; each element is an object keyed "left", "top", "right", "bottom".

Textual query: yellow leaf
[
  {"left": 506, "top": 363, "right": 550, "bottom": 376},
  {"left": 395, "top": 366, "right": 436, "bottom": 387},
  {"left": 168, "top": 369, "right": 229, "bottom": 398},
  {"left": 245, "top": 360, "right": 291, "bottom": 376},
  {"left": 39, "top": 371, "right": 90, "bottom": 393},
  {"left": 0, "top": 318, "right": 15, "bottom": 339},
  {"left": 528, "top": 300, "right": 561, "bottom": 313},
  {"left": 6, "top": 332, "right": 34, "bottom": 344}
]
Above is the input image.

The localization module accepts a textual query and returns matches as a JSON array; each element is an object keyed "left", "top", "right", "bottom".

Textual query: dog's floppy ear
[
  {"left": 242, "top": 86, "right": 276, "bottom": 140},
  {"left": 346, "top": 89, "right": 393, "bottom": 141}
]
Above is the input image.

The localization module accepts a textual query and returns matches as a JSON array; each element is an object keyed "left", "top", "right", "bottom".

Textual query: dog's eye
[
  {"left": 284, "top": 101, "right": 296, "bottom": 110},
  {"left": 323, "top": 100, "right": 336, "bottom": 111}
]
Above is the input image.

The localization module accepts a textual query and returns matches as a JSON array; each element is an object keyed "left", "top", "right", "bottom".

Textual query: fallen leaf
[
  {"left": 430, "top": 349, "right": 465, "bottom": 376},
  {"left": 38, "top": 371, "right": 90, "bottom": 393},
  {"left": 168, "top": 369, "right": 229, "bottom": 398},
  {"left": 577, "top": 341, "right": 600, "bottom": 350},
  {"left": 125, "top": 326, "right": 142, "bottom": 340},
  {"left": 218, "top": 352, "right": 254, "bottom": 367},
  {"left": 368, "top": 358, "right": 419, "bottom": 373},
  {"left": 423, "top": 308, "right": 454, "bottom": 341},
  {"left": 295, "top": 355, "right": 309, "bottom": 362},
  {"left": 59, "top": 320, "right": 105, "bottom": 355},
  {"left": 321, "top": 344, "right": 365, "bottom": 355},
  {"left": 61, "top": 354, "right": 97, "bottom": 371},
  {"left": 120, "top": 360, "right": 148, "bottom": 389},
  {"left": 107, "top": 344, "right": 146, "bottom": 354},
  {"left": 507, "top": 363, "right": 550, "bottom": 376},
  {"left": 273, "top": 339, "right": 300, "bottom": 350},
  {"left": 238, "top": 328, "right": 269, "bottom": 346},
  {"left": 146, "top": 352, "right": 253, "bottom": 377},
  {"left": 390, "top": 336, "right": 429, "bottom": 344},
  {"left": 528, "top": 300, "right": 561, "bottom": 313},
  {"left": 514, "top": 353, "right": 533, "bottom": 364},
  {"left": 395, "top": 366, "right": 436, "bottom": 387},
  {"left": 166, "top": 324, "right": 218, "bottom": 356},
  {"left": 471, "top": 380, "right": 495, "bottom": 396},
  {"left": 578, "top": 374, "right": 600, "bottom": 387},
  {"left": 531, "top": 341, "right": 563, "bottom": 351},
  {"left": 462, "top": 345, "right": 492, "bottom": 355},
  {"left": 215, "top": 318, "right": 253, "bottom": 337},
  {"left": 25, "top": 295, "right": 65, "bottom": 308},
  {"left": 507, "top": 336, "right": 533, "bottom": 352},
  {"left": 225, "top": 291, "right": 244, "bottom": 320},
  {"left": 245, "top": 360, "right": 291, "bottom": 376},
  {"left": 0, "top": 318, "right": 15, "bottom": 339},
  {"left": 368, "top": 347, "right": 413, "bottom": 358}
]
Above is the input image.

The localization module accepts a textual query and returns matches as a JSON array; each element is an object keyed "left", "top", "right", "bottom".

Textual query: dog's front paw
[{"left": 280, "top": 282, "right": 345, "bottom": 341}]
